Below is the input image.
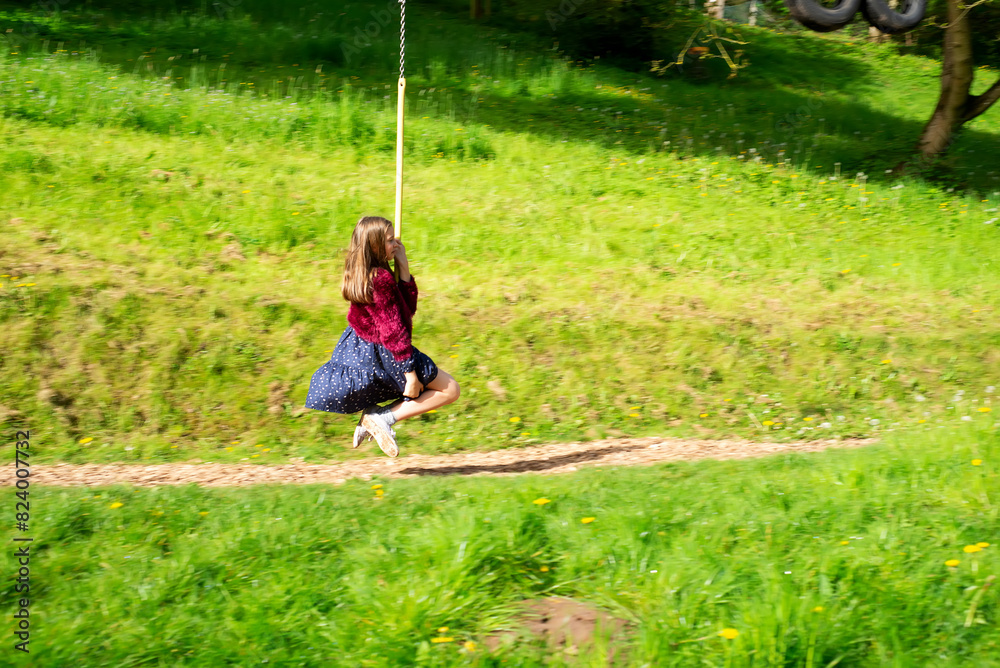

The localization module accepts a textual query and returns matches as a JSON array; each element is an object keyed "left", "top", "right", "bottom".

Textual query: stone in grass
[{"left": 483, "top": 596, "right": 631, "bottom": 663}]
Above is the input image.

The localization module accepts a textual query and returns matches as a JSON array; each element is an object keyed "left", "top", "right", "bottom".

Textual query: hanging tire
[
  {"left": 860, "top": 0, "right": 927, "bottom": 34},
  {"left": 784, "top": 0, "right": 864, "bottom": 32}
]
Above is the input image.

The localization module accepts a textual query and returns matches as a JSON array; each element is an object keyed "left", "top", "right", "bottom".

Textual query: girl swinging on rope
[{"left": 303, "top": 216, "right": 460, "bottom": 457}]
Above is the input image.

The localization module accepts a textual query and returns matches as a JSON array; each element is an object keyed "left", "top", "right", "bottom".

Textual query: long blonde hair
[{"left": 341, "top": 216, "right": 394, "bottom": 305}]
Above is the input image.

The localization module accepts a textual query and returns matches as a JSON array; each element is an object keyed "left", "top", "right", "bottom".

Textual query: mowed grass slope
[
  {"left": 2, "top": 428, "right": 998, "bottom": 665},
  {"left": 1, "top": 3, "right": 999, "bottom": 463}
]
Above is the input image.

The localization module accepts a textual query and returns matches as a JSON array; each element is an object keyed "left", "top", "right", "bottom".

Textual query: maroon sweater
[{"left": 347, "top": 267, "right": 419, "bottom": 371}]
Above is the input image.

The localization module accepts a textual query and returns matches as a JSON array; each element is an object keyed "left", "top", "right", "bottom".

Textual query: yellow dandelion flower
[
  {"left": 978, "top": 407, "right": 991, "bottom": 412},
  {"left": 263, "top": 448, "right": 271, "bottom": 452},
  {"left": 79, "top": 437, "right": 94, "bottom": 444},
  {"left": 533, "top": 498, "right": 551, "bottom": 505},
  {"left": 763, "top": 420, "right": 774, "bottom": 426},
  {"left": 629, "top": 413, "right": 640, "bottom": 417},
  {"left": 803, "top": 417, "right": 813, "bottom": 421},
  {"left": 199, "top": 511, "right": 209, "bottom": 516},
  {"left": 464, "top": 641, "right": 477, "bottom": 651},
  {"left": 372, "top": 484, "right": 383, "bottom": 489},
  {"left": 945, "top": 559, "right": 960, "bottom": 567},
  {"left": 918, "top": 419, "right": 926, "bottom": 424},
  {"left": 231, "top": 440, "right": 240, "bottom": 444},
  {"left": 225, "top": 447, "right": 234, "bottom": 452},
  {"left": 438, "top": 627, "right": 448, "bottom": 633},
  {"left": 251, "top": 454, "right": 260, "bottom": 458},
  {"left": 840, "top": 540, "right": 850, "bottom": 545},
  {"left": 432, "top": 637, "right": 453, "bottom": 643},
  {"left": 629, "top": 406, "right": 640, "bottom": 410},
  {"left": 812, "top": 606, "right": 824, "bottom": 612},
  {"left": 450, "top": 354, "right": 459, "bottom": 358},
  {"left": 881, "top": 359, "right": 891, "bottom": 364},
  {"left": 972, "top": 459, "right": 983, "bottom": 466},
  {"left": 521, "top": 432, "right": 531, "bottom": 436},
  {"left": 841, "top": 269, "right": 851, "bottom": 274},
  {"left": 700, "top": 413, "right": 709, "bottom": 418},
  {"left": 109, "top": 502, "right": 124, "bottom": 509},
  {"left": 375, "top": 489, "right": 384, "bottom": 497},
  {"left": 963, "top": 545, "right": 982, "bottom": 553},
  {"left": 540, "top": 565, "right": 549, "bottom": 572},
  {"left": 509, "top": 417, "right": 521, "bottom": 422},
  {"left": 893, "top": 262, "right": 901, "bottom": 266},
  {"left": 581, "top": 517, "right": 596, "bottom": 524},
  {"left": 718, "top": 628, "right": 739, "bottom": 639},
  {"left": 977, "top": 542, "right": 990, "bottom": 548}
]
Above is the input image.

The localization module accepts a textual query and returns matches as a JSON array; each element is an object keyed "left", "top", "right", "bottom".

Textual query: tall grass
[{"left": 3, "top": 426, "right": 998, "bottom": 664}]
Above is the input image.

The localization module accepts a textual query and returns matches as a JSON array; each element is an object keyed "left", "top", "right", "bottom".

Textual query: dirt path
[{"left": 31, "top": 435, "right": 877, "bottom": 487}]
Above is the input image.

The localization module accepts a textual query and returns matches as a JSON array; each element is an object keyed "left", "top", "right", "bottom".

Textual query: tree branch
[{"left": 963, "top": 76, "right": 1000, "bottom": 123}]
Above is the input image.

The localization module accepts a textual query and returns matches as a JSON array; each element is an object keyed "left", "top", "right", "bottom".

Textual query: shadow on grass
[
  {"left": 4, "top": 0, "right": 999, "bottom": 193},
  {"left": 397, "top": 441, "right": 648, "bottom": 476}
]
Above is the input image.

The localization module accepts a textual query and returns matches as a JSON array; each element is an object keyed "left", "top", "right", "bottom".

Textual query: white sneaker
[
  {"left": 362, "top": 409, "right": 399, "bottom": 458},
  {"left": 352, "top": 409, "right": 375, "bottom": 449}
]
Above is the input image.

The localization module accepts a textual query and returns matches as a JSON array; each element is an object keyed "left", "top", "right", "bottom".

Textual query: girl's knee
[{"left": 448, "top": 381, "right": 461, "bottom": 404}]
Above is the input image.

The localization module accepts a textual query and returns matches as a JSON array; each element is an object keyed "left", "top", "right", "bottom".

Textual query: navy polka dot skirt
[{"left": 304, "top": 326, "right": 439, "bottom": 414}]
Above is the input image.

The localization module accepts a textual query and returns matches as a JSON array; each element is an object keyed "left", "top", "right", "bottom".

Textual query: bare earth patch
[
  {"left": 29, "top": 436, "right": 877, "bottom": 488},
  {"left": 484, "top": 596, "right": 632, "bottom": 663}
]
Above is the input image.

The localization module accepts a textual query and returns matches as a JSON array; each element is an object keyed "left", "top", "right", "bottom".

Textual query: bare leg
[{"left": 386, "top": 370, "right": 460, "bottom": 422}]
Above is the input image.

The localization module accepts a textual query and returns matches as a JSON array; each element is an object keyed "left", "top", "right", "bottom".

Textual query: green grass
[
  {"left": 4, "top": 426, "right": 999, "bottom": 665},
  {"left": 1, "top": 0, "right": 999, "bottom": 465},
  {"left": 3, "top": 4, "right": 1000, "bottom": 664}
]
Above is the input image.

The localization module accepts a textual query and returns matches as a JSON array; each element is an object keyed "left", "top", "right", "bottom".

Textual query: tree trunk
[
  {"left": 914, "top": 0, "right": 1000, "bottom": 162},
  {"left": 749, "top": 0, "right": 757, "bottom": 26}
]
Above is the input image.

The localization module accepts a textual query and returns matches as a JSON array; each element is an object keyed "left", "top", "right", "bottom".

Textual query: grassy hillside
[
  {"left": 4, "top": 426, "right": 998, "bottom": 665},
  {"left": 1, "top": 2, "right": 999, "bottom": 464},
  {"left": 3, "top": 5, "right": 1000, "bottom": 666}
]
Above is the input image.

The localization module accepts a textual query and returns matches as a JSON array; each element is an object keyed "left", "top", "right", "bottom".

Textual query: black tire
[
  {"left": 860, "top": 0, "right": 927, "bottom": 34},
  {"left": 784, "top": 0, "right": 864, "bottom": 32}
]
